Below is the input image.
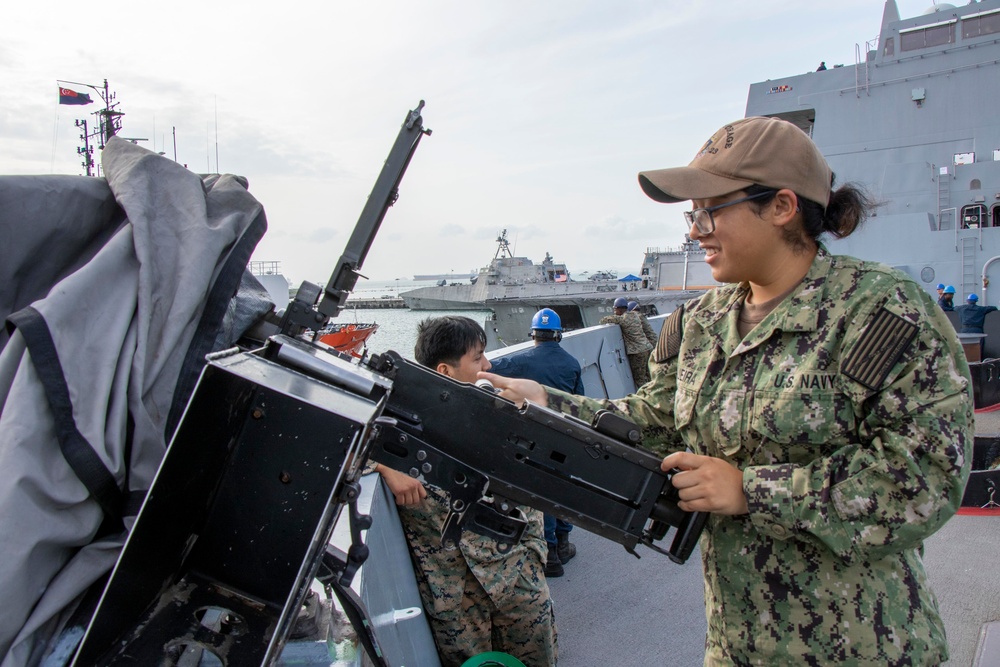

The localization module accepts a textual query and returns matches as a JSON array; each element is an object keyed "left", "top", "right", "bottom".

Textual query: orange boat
[{"left": 317, "top": 322, "right": 378, "bottom": 358}]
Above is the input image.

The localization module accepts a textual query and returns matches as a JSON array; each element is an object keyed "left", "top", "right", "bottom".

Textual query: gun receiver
[{"left": 367, "top": 350, "right": 707, "bottom": 564}]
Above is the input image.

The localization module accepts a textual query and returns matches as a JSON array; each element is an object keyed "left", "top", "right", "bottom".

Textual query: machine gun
[
  {"left": 68, "top": 102, "right": 706, "bottom": 666},
  {"left": 366, "top": 349, "right": 706, "bottom": 563}
]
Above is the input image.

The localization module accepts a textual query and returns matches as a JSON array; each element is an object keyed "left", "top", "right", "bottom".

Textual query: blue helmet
[
  {"left": 531, "top": 308, "right": 562, "bottom": 331},
  {"left": 627, "top": 301, "right": 639, "bottom": 312},
  {"left": 944, "top": 285, "right": 956, "bottom": 294},
  {"left": 936, "top": 283, "right": 945, "bottom": 290},
  {"left": 968, "top": 293, "right": 979, "bottom": 302},
  {"left": 613, "top": 297, "right": 629, "bottom": 308}
]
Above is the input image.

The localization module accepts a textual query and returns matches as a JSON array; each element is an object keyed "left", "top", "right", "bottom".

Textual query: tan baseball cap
[{"left": 638, "top": 116, "right": 833, "bottom": 208}]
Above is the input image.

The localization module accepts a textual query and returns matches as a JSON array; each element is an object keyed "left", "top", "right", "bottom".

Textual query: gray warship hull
[
  {"left": 480, "top": 246, "right": 717, "bottom": 349},
  {"left": 483, "top": 287, "right": 700, "bottom": 349},
  {"left": 746, "top": 0, "right": 1000, "bottom": 302},
  {"left": 401, "top": 227, "right": 722, "bottom": 349}
]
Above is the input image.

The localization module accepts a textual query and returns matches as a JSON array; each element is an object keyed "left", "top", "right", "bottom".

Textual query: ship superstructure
[
  {"left": 400, "top": 229, "right": 580, "bottom": 311},
  {"left": 746, "top": 0, "right": 1000, "bottom": 302}
]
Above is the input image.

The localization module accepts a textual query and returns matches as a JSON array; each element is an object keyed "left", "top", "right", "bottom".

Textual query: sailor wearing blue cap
[
  {"left": 939, "top": 285, "right": 956, "bottom": 311},
  {"left": 956, "top": 293, "right": 998, "bottom": 357},
  {"left": 489, "top": 308, "right": 584, "bottom": 578}
]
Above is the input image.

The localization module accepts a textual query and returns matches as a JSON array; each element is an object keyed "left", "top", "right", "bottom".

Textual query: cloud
[{"left": 2, "top": 0, "right": 931, "bottom": 282}]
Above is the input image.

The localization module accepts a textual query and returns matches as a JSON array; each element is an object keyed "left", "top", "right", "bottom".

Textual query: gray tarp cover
[{"left": 0, "top": 138, "right": 272, "bottom": 665}]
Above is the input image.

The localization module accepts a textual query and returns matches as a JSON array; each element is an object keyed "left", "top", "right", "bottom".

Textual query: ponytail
[
  {"left": 817, "top": 182, "right": 877, "bottom": 239},
  {"left": 745, "top": 178, "right": 878, "bottom": 252}
]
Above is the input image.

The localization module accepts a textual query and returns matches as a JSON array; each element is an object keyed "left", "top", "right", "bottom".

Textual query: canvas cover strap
[{"left": 6, "top": 306, "right": 124, "bottom": 532}]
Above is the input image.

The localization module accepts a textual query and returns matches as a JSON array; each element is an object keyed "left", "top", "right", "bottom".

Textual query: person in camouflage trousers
[
  {"left": 483, "top": 117, "right": 972, "bottom": 666},
  {"left": 373, "top": 316, "right": 556, "bottom": 666},
  {"left": 600, "top": 296, "right": 653, "bottom": 386}
]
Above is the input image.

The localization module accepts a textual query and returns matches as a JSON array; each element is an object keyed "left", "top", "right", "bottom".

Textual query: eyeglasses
[{"left": 683, "top": 191, "right": 775, "bottom": 235}]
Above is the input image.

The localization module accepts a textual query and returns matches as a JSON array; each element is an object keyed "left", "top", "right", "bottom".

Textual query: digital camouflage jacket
[
  {"left": 599, "top": 312, "right": 653, "bottom": 355},
  {"left": 548, "top": 247, "right": 973, "bottom": 665},
  {"left": 636, "top": 311, "right": 659, "bottom": 347}
]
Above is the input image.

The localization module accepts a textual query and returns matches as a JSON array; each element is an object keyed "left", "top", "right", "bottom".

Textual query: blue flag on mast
[{"left": 58, "top": 87, "right": 93, "bottom": 105}]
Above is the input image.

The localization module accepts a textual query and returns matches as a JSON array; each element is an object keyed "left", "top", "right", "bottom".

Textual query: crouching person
[{"left": 371, "top": 315, "right": 558, "bottom": 666}]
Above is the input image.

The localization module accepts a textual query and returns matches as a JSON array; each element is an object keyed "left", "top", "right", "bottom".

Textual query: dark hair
[
  {"left": 531, "top": 329, "right": 561, "bottom": 342},
  {"left": 414, "top": 316, "right": 487, "bottom": 368},
  {"left": 744, "top": 179, "right": 878, "bottom": 253}
]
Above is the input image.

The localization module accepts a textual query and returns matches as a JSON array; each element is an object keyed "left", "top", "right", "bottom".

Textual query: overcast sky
[{"left": 2, "top": 0, "right": 935, "bottom": 285}]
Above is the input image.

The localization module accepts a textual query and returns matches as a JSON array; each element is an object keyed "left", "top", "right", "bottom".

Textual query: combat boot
[
  {"left": 544, "top": 546, "right": 564, "bottom": 578},
  {"left": 556, "top": 531, "right": 576, "bottom": 564}
]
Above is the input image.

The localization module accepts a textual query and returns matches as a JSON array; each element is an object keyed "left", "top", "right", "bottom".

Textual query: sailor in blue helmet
[
  {"left": 939, "top": 285, "right": 956, "bottom": 311},
  {"left": 490, "top": 308, "right": 584, "bottom": 577},
  {"left": 956, "top": 293, "right": 998, "bottom": 358},
  {"left": 936, "top": 283, "right": 945, "bottom": 300}
]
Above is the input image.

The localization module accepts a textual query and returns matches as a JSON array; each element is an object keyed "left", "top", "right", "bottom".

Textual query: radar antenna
[{"left": 494, "top": 229, "right": 514, "bottom": 260}]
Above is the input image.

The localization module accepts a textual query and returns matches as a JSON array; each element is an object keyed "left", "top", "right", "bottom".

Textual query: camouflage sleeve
[
  {"left": 743, "top": 282, "right": 973, "bottom": 563},
  {"left": 641, "top": 317, "right": 658, "bottom": 346},
  {"left": 545, "top": 353, "right": 686, "bottom": 457}
]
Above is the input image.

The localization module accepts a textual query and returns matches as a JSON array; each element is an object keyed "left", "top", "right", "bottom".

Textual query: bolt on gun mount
[{"left": 366, "top": 350, "right": 708, "bottom": 564}]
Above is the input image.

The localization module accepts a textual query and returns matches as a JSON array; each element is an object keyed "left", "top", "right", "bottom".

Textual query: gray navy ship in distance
[
  {"left": 406, "top": 0, "right": 1000, "bottom": 356},
  {"left": 400, "top": 231, "right": 716, "bottom": 350}
]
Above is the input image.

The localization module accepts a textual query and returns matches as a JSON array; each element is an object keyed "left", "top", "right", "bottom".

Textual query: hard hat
[
  {"left": 936, "top": 283, "right": 945, "bottom": 290},
  {"left": 531, "top": 308, "right": 562, "bottom": 331},
  {"left": 613, "top": 297, "right": 629, "bottom": 308},
  {"left": 944, "top": 285, "right": 956, "bottom": 294},
  {"left": 968, "top": 293, "right": 979, "bottom": 302},
  {"left": 627, "top": 301, "right": 639, "bottom": 311}
]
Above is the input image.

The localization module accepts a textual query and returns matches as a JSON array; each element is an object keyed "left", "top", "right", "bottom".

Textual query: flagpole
[{"left": 214, "top": 94, "right": 220, "bottom": 173}]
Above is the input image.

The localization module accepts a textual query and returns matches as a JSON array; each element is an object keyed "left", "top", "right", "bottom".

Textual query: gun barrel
[{"left": 319, "top": 101, "right": 430, "bottom": 319}]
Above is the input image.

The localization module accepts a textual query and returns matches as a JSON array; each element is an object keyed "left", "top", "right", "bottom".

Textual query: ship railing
[
  {"left": 854, "top": 38, "right": 877, "bottom": 98},
  {"left": 645, "top": 246, "right": 705, "bottom": 255},
  {"left": 249, "top": 260, "right": 282, "bottom": 276}
]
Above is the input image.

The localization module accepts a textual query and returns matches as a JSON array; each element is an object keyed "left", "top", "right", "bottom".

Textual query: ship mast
[
  {"left": 494, "top": 229, "right": 514, "bottom": 260},
  {"left": 60, "top": 78, "right": 139, "bottom": 176}
]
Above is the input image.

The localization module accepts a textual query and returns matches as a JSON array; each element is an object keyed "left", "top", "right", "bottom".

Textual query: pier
[{"left": 344, "top": 297, "right": 407, "bottom": 309}]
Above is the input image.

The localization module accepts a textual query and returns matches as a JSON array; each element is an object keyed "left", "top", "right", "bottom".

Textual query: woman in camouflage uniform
[{"left": 484, "top": 117, "right": 973, "bottom": 666}]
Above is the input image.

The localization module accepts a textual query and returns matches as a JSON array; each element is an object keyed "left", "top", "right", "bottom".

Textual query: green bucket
[{"left": 460, "top": 652, "right": 527, "bottom": 667}]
